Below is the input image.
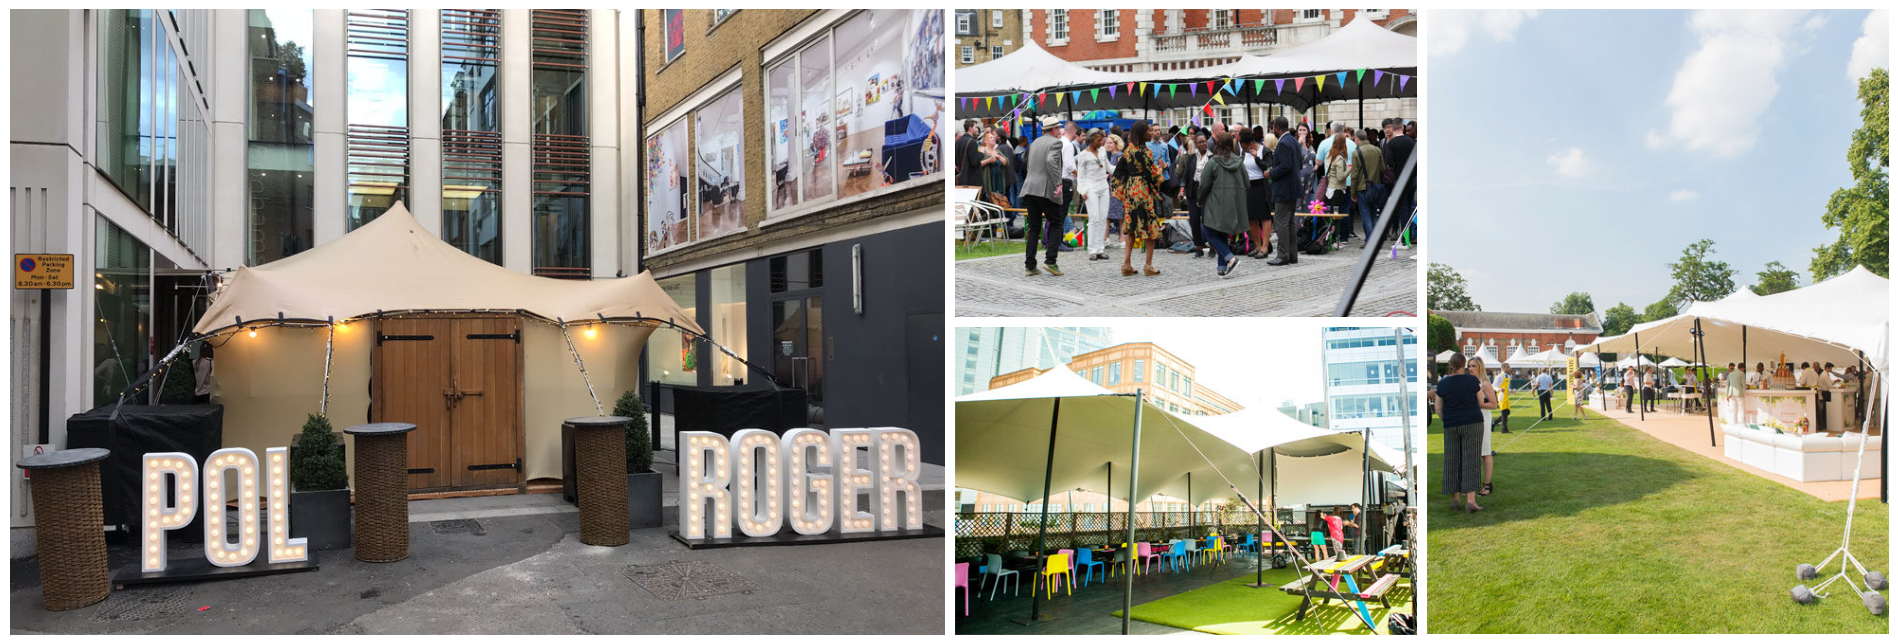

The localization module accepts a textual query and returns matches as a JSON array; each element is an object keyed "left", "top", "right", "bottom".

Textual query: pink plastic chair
[
  {"left": 1057, "top": 548, "right": 1075, "bottom": 574},
  {"left": 1136, "top": 542, "right": 1162, "bottom": 574},
  {"left": 954, "top": 562, "right": 970, "bottom": 616}
]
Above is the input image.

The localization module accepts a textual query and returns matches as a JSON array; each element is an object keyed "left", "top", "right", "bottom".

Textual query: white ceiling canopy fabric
[
  {"left": 193, "top": 204, "right": 703, "bottom": 336},
  {"left": 956, "top": 367, "right": 1394, "bottom": 508},
  {"left": 953, "top": 39, "right": 1134, "bottom": 95}
]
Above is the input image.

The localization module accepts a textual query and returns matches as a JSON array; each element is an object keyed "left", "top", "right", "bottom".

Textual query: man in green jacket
[{"left": 1348, "top": 130, "right": 1385, "bottom": 248}]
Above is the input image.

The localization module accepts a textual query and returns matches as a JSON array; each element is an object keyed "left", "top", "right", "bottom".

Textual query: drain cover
[
  {"left": 429, "top": 519, "right": 486, "bottom": 536},
  {"left": 623, "top": 560, "right": 755, "bottom": 601},
  {"left": 91, "top": 585, "right": 194, "bottom": 622}
]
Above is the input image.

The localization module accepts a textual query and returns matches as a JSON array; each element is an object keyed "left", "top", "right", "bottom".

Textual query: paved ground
[
  {"left": 955, "top": 244, "right": 1417, "bottom": 317},
  {"left": 11, "top": 414, "right": 948, "bottom": 634}
]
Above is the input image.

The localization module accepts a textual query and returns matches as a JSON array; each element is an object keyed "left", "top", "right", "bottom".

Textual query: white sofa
[{"left": 1720, "top": 424, "right": 1882, "bottom": 482}]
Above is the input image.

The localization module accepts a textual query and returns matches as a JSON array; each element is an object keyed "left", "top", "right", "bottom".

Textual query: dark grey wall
[{"left": 817, "top": 222, "right": 945, "bottom": 465}]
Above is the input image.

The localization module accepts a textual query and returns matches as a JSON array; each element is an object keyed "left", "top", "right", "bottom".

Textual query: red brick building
[{"left": 1432, "top": 310, "right": 1604, "bottom": 360}]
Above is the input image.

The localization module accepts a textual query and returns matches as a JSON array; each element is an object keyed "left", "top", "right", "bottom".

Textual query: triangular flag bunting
[
  {"left": 1207, "top": 80, "right": 1217, "bottom": 95},
  {"left": 1254, "top": 79, "right": 1265, "bottom": 94},
  {"left": 1399, "top": 75, "right": 1411, "bottom": 92},
  {"left": 1374, "top": 70, "right": 1385, "bottom": 86},
  {"left": 1126, "top": 82, "right": 1135, "bottom": 93},
  {"left": 1336, "top": 71, "right": 1348, "bottom": 87},
  {"left": 1355, "top": 68, "right": 1367, "bottom": 83},
  {"left": 1168, "top": 84, "right": 1176, "bottom": 98},
  {"left": 1055, "top": 92, "right": 1064, "bottom": 106},
  {"left": 1190, "top": 83, "right": 1197, "bottom": 97},
  {"left": 1315, "top": 75, "right": 1325, "bottom": 92},
  {"left": 1213, "top": 93, "right": 1226, "bottom": 106},
  {"left": 1091, "top": 88, "right": 1099, "bottom": 102},
  {"left": 1109, "top": 85, "right": 1118, "bottom": 99},
  {"left": 1138, "top": 82, "right": 1147, "bottom": 95},
  {"left": 1202, "top": 103, "right": 1214, "bottom": 117},
  {"left": 1275, "top": 79, "right": 1286, "bottom": 94},
  {"left": 1224, "top": 79, "right": 1237, "bottom": 95},
  {"left": 1295, "top": 77, "right": 1306, "bottom": 92}
]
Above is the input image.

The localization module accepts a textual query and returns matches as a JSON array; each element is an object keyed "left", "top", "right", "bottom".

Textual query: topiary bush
[
  {"left": 290, "top": 414, "right": 348, "bottom": 491},
  {"left": 613, "top": 390, "right": 653, "bottom": 474},
  {"left": 158, "top": 357, "right": 197, "bottom": 404}
]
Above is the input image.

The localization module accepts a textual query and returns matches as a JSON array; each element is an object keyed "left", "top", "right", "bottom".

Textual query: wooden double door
[{"left": 373, "top": 316, "right": 523, "bottom": 491}]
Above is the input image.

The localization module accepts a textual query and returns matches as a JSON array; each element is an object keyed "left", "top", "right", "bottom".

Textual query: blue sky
[{"left": 1429, "top": 9, "right": 1888, "bottom": 313}]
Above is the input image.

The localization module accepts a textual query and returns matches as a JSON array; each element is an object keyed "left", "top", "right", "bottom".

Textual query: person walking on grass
[
  {"left": 1471, "top": 357, "right": 1497, "bottom": 498},
  {"left": 1195, "top": 132, "right": 1249, "bottom": 279},
  {"left": 1536, "top": 368, "right": 1556, "bottom": 420},
  {"left": 1111, "top": 121, "right": 1166, "bottom": 277},
  {"left": 1436, "top": 353, "right": 1495, "bottom": 513},
  {"left": 1018, "top": 115, "right": 1067, "bottom": 277},
  {"left": 1492, "top": 364, "right": 1513, "bottom": 434}
]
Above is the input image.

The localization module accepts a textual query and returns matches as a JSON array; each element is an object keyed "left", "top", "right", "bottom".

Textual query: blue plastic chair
[
  {"left": 1239, "top": 533, "right": 1257, "bottom": 557},
  {"left": 1166, "top": 540, "right": 1189, "bottom": 573},
  {"left": 1075, "top": 547, "right": 1105, "bottom": 587}
]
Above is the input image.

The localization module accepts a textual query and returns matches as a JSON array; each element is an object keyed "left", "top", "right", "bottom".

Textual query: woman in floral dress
[{"left": 1111, "top": 121, "right": 1166, "bottom": 276}]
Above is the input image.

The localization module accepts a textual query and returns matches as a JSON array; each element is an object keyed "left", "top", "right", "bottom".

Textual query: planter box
[
  {"left": 289, "top": 488, "right": 353, "bottom": 551},
  {"left": 629, "top": 471, "right": 663, "bottom": 529}
]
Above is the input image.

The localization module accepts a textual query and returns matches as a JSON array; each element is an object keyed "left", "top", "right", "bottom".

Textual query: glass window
[
  {"left": 834, "top": 11, "right": 907, "bottom": 199},
  {"left": 441, "top": 9, "right": 502, "bottom": 263},
  {"left": 710, "top": 264, "right": 748, "bottom": 386},
  {"left": 712, "top": 10, "right": 738, "bottom": 26},
  {"left": 95, "top": 215, "right": 152, "bottom": 408},
  {"left": 770, "top": 248, "right": 822, "bottom": 292},
  {"left": 531, "top": 10, "right": 589, "bottom": 274},
  {"left": 992, "top": 10, "right": 1003, "bottom": 28},
  {"left": 645, "top": 120, "right": 691, "bottom": 252},
  {"left": 97, "top": 10, "right": 151, "bottom": 210},
  {"left": 960, "top": 46, "right": 972, "bottom": 64},
  {"left": 1155, "top": 363, "right": 1167, "bottom": 387},
  {"left": 653, "top": 274, "right": 699, "bottom": 385},
  {"left": 1049, "top": 10, "right": 1068, "bottom": 41},
  {"left": 1107, "top": 362, "right": 1120, "bottom": 385},
  {"left": 1214, "top": 9, "right": 1232, "bottom": 29},
  {"left": 990, "top": 45, "right": 1003, "bottom": 60},
  {"left": 345, "top": 10, "right": 409, "bottom": 230},
  {"left": 798, "top": 35, "right": 834, "bottom": 202},
  {"left": 1134, "top": 359, "right": 1144, "bottom": 382},
  {"left": 248, "top": 9, "right": 316, "bottom": 265},
  {"left": 1090, "top": 366, "right": 1102, "bottom": 384},
  {"left": 765, "top": 61, "right": 799, "bottom": 210},
  {"left": 695, "top": 88, "right": 746, "bottom": 240},
  {"left": 1183, "top": 376, "right": 1192, "bottom": 397},
  {"left": 955, "top": 12, "right": 970, "bottom": 35},
  {"left": 1100, "top": 10, "right": 1118, "bottom": 37}
]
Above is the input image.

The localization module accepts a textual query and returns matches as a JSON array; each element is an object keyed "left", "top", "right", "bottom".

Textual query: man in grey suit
[{"left": 1018, "top": 114, "right": 1067, "bottom": 276}]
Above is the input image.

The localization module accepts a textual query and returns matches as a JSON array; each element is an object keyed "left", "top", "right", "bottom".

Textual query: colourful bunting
[
  {"left": 1091, "top": 88, "right": 1099, "bottom": 102},
  {"left": 1374, "top": 70, "right": 1385, "bottom": 86},
  {"left": 1201, "top": 103, "right": 1214, "bottom": 117},
  {"left": 1254, "top": 79, "right": 1265, "bottom": 94},
  {"left": 1355, "top": 68, "right": 1367, "bottom": 83},
  {"left": 1072, "top": 90, "right": 1081, "bottom": 104},
  {"left": 1399, "top": 75, "right": 1410, "bottom": 92},
  {"left": 1295, "top": 77, "right": 1306, "bottom": 92},
  {"left": 1190, "top": 83, "right": 1197, "bottom": 97},
  {"left": 1138, "top": 82, "right": 1147, "bottom": 95},
  {"left": 1335, "top": 71, "right": 1347, "bottom": 87},
  {"left": 1055, "top": 92, "right": 1064, "bottom": 106},
  {"left": 1207, "top": 80, "right": 1216, "bottom": 95},
  {"left": 1315, "top": 74, "right": 1325, "bottom": 92},
  {"left": 1168, "top": 84, "right": 1176, "bottom": 98},
  {"left": 1213, "top": 93, "right": 1226, "bottom": 106},
  {"left": 1109, "top": 85, "right": 1118, "bottom": 99},
  {"left": 1275, "top": 78, "right": 1286, "bottom": 94}
]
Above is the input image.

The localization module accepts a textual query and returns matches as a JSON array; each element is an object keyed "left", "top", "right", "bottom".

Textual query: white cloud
[
  {"left": 1848, "top": 9, "right": 1889, "bottom": 83},
  {"left": 1430, "top": 10, "right": 1541, "bottom": 57},
  {"left": 1547, "top": 147, "right": 1591, "bottom": 178},
  {"left": 1669, "top": 189, "right": 1700, "bottom": 202},
  {"left": 1650, "top": 10, "right": 1811, "bottom": 157}
]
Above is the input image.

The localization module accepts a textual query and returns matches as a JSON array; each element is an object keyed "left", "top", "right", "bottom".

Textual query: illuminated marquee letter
[
  {"left": 680, "top": 431, "right": 732, "bottom": 540},
  {"left": 832, "top": 428, "right": 876, "bottom": 534},
  {"left": 264, "top": 447, "right": 308, "bottom": 563},
  {"left": 781, "top": 428, "right": 833, "bottom": 535},
  {"left": 875, "top": 428, "right": 924, "bottom": 531},
  {"left": 140, "top": 453, "right": 200, "bottom": 572},
  {"left": 729, "top": 429, "right": 784, "bottom": 538},
  {"left": 203, "top": 448, "right": 262, "bottom": 567}
]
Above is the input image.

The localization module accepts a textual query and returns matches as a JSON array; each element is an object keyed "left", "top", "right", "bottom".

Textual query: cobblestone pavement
[{"left": 955, "top": 243, "right": 1418, "bottom": 317}]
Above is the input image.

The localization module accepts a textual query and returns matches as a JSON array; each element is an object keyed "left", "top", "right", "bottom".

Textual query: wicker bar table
[
  {"left": 17, "top": 448, "right": 111, "bottom": 610},
  {"left": 566, "top": 416, "right": 630, "bottom": 546},
  {"left": 344, "top": 422, "right": 416, "bottom": 562}
]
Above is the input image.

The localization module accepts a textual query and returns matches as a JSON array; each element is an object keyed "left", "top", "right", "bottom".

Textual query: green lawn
[
  {"left": 955, "top": 238, "right": 1025, "bottom": 261},
  {"left": 1427, "top": 390, "right": 1888, "bottom": 634},
  {"left": 1113, "top": 566, "right": 1411, "bottom": 635}
]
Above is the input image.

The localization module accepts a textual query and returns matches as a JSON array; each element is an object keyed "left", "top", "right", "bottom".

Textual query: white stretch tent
[
  {"left": 1588, "top": 267, "right": 1888, "bottom": 371},
  {"left": 194, "top": 204, "right": 702, "bottom": 336},
  {"left": 1577, "top": 352, "right": 1602, "bottom": 367},
  {"left": 1615, "top": 355, "right": 1659, "bottom": 368},
  {"left": 955, "top": 365, "right": 1395, "bottom": 508},
  {"left": 953, "top": 40, "right": 1132, "bottom": 95},
  {"left": 1502, "top": 346, "right": 1536, "bottom": 368},
  {"left": 1436, "top": 350, "right": 1456, "bottom": 363}
]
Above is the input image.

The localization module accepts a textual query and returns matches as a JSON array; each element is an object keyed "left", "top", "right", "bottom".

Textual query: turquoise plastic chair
[
  {"left": 1165, "top": 540, "right": 1189, "bottom": 572},
  {"left": 1238, "top": 533, "right": 1258, "bottom": 557},
  {"left": 1075, "top": 547, "right": 1105, "bottom": 587}
]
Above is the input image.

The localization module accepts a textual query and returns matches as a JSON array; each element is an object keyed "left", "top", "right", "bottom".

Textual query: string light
[
  {"left": 876, "top": 428, "right": 924, "bottom": 531},
  {"left": 204, "top": 448, "right": 261, "bottom": 567},
  {"left": 680, "top": 432, "right": 732, "bottom": 540},
  {"left": 264, "top": 447, "right": 308, "bottom": 563},
  {"left": 783, "top": 428, "right": 833, "bottom": 535},
  {"left": 731, "top": 429, "right": 783, "bottom": 537},
  {"left": 833, "top": 429, "right": 876, "bottom": 534},
  {"left": 141, "top": 453, "right": 200, "bottom": 573}
]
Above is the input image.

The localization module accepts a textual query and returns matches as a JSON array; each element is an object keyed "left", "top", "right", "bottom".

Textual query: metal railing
[{"left": 952, "top": 510, "right": 1279, "bottom": 558}]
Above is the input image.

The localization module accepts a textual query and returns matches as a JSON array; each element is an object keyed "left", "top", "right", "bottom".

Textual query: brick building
[
  {"left": 637, "top": 10, "right": 947, "bottom": 462},
  {"left": 989, "top": 342, "right": 1244, "bottom": 416},
  {"left": 1019, "top": 9, "right": 1418, "bottom": 129},
  {"left": 1432, "top": 310, "right": 1605, "bottom": 360},
  {"left": 952, "top": 9, "right": 1023, "bottom": 68}
]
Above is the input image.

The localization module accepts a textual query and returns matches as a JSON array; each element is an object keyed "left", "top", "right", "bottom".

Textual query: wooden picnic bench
[{"left": 1279, "top": 554, "right": 1400, "bottom": 622}]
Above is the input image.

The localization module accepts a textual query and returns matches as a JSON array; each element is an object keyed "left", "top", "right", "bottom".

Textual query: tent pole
[
  {"left": 1122, "top": 389, "right": 1144, "bottom": 635},
  {"left": 560, "top": 321, "right": 604, "bottom": 415},
  {"left": 1254, "top": 450, "right": 1264, "bottom": 587},
  {"left": 1393, "top": 326, "right": 1416, "bottom": 618},
  {"left": 1025, "top": 397, "right": 1062, "bottom": 626},
  {"left": 1698, "top": 318, "right": 1716, "bottom": 447},
  {"left": 1106, "top": 460, "right": 1112, "bottom": 552},
  {"left": 1359, "top": 426, "right": 1371, "bottom": 556},
  {"left": 1187, "top": 472, "right": 1193, "bottom": 537},
  {"left": 1635, "top": 331, "right": 1643, "bottom": 421},
  {"left": 320, "top": 321, "right": 335, "bottom": 415}
]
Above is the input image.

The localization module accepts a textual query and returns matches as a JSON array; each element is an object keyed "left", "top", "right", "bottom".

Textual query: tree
[
  {"left": 1427, "top": 314, "right": 1456, "bottom": 360},
  {"left": 1641, "top": 299, "right": 1678, "bottom": 323},
  {"left": 1428, "top": 262, "right": 1481, "bottom": 311},
  {"left": 1812, "top": 68, "right": 1888, "bottom": 280},
  {"left": 1601, "top": 302, "right": 1638, "bottom": 336},
  {"left": 1550, "top": 292, "right": 1595, "bottom": 315},
  {"left": 1751, "top": 260, "right": 1801, "bottom": 295},
  {"left": 1665, "top": 239, "right": 1735, "bottom": 307}
]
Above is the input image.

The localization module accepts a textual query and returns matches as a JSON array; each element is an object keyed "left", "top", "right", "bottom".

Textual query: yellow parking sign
[{"left": 14, "top": 254, "right": 74, "bottom": 289}]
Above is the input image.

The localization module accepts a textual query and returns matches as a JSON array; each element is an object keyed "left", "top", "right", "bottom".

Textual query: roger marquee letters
[{"left": 679, "top": 427, "right": 925, "bottom": 540}]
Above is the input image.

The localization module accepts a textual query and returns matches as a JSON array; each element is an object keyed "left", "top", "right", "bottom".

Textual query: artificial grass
[
  {"left": 1427, "top": 391, "right": 1889, "bottom": 634},
  {"left": 955, "top": 239, "right": 1026, "bottom": 261},
  {"left": 1113, "top": 565, "right": 1411, "bottom": 635}
]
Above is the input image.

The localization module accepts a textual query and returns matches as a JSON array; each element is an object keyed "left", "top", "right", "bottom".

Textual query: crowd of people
[{"left": 953, "top": 113, "right": 1418, "bottom": 280}]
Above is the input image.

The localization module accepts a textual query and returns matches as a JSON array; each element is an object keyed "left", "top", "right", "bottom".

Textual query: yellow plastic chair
[{"left": 1038, "top": 553, "right": 1073, "bottom": 599}]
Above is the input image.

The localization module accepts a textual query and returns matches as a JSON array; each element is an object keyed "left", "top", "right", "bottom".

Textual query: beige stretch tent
[{"left": 192, "top": 204, "right": 701, "bottom": 484}]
